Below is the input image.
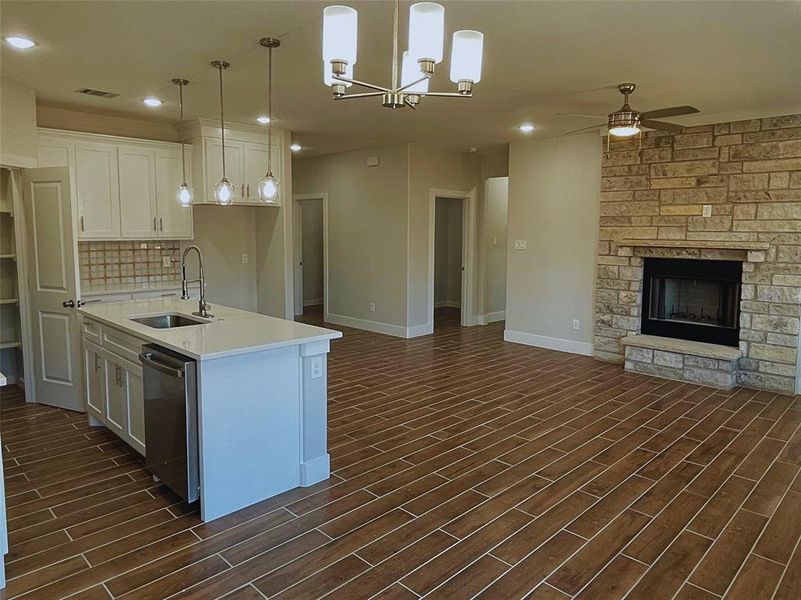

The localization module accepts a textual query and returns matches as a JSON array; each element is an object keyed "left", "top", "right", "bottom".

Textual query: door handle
[
  {"left": 63, "top": 300, "right": 75, "bottom": 308},
  {"left": 139, "top": 352, "right": 185, "bottom": 378}
]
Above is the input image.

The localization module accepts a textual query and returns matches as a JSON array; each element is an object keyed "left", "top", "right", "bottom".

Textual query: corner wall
[{"left": 505, "top": 134, "right": 602, "bottom": 355}]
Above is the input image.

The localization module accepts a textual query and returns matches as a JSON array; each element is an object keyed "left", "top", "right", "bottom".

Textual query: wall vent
[{"left": 74, "top": 88, "right": 120, "bottom": 99}]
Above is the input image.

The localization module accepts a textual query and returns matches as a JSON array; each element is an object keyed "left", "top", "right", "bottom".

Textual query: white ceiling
[{"left": 1, "top": 0, "right": 800, "bottom": 156}]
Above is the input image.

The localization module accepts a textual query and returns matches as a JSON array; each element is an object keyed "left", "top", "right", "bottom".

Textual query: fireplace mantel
[{"left": 618, "top": 239, "right": 770, "bottom": 251}]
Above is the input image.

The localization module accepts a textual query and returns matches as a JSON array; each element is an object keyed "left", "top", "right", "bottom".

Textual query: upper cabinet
[
  {"left": 37, "top": 129, "right": 193, "bottom": 241},
  {"left": 188, "top": 119, "right": 285, "bottom": 206}
]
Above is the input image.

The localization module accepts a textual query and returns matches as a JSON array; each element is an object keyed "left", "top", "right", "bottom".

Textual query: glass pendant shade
[
  {"left": 401, "top": 51, "right": 429, "bottom": 93},
  {"left": 323, "top": 5, "right": 358, "bottom": 65},
  {"left": 408, "top": 2, "right": 444, "bottom": 63},
  {"left": 258, "top": 173, "right": 279, "bottom": 203},
  {"left": 214, "top": 179, "right": 234, "bottom": 205},
  {"left": 323, "top": 61, "right": 353, "bottom": 86},
  {"left": 450, "top": 30, "right": 483, "bottom": 83},
  {"left": 176, "top": 183, "right": 194, "bottom": 207}
]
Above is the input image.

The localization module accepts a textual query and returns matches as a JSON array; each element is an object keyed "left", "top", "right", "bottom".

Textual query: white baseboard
[
  {"left": 300, "top": 453, "right": 330, "bottom": 486},
  {"left": 503, "top": 329, "right": 594, "bottom": 357},
  {"left": 325, "top": 312, "right": 409, "bottom": 338},
  {"left": 486, "top": 310, "right": 505, "bottom": 323},
  {"left": 434, "top": 300, "right": 461, "bottom": 309},
  {"left": 303, "top": 298, "right": 323, "bottom": 307},
  {"left": 407, "top": 323, "right": 433, "bottom": 338}
]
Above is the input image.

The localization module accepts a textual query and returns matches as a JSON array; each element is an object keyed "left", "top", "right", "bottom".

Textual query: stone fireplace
[{"left": 594, "top": 113, "right": 801, "bottom": 394}]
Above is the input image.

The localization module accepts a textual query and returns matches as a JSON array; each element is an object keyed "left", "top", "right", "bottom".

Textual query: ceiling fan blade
[
  {"left": 565, "top": 123, "right": 606, "bottom": 135},
  {"left": 640, "top": 105, "right": 700, "bottom": 119},
  {"left": 641, "top": 119, "right": 684, "bottom": 132},
  {"left": 557, "top": 112, "right": 607, "bottom": 119}
]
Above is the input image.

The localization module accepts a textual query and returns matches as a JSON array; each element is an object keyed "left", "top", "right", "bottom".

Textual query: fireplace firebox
[{"left": 641, "top": 258, "right": 742, "bottom": 347}]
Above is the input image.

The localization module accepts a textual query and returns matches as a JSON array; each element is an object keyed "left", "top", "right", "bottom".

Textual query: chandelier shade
[
  {"left": 322, "top": 5, "right": 358, "bottom": 65},
  {"left": 408, "top": 2, "right": 444, "bottom": 64},
  {"left": 450, "top": 30, "right": 483, "bottom": 84}
]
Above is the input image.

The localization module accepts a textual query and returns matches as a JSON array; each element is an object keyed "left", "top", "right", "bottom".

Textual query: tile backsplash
[{"left": 79, "top": 240, "right": 181, "bottom": 287}]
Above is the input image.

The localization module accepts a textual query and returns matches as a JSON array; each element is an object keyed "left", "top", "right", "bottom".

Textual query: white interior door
[{"left": 22, "top": 167, "right": 83, "bottom": 411}]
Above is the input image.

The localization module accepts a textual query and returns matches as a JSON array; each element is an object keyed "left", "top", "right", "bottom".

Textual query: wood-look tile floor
[{"left": 2, "top": 307, "right": 801, "bottom": 600}]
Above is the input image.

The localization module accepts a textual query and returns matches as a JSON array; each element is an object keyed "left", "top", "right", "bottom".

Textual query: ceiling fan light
[
  {"left": 608, "top": 125, "right": 640, "bottom": 137},
  {"left": 323, "top": 5, "right": 358, "bottom": 65},
  {"left": 401, "top": 51, "right": 429, "bottom": 93},
  {"left": 450, "top": 30, "right": 483, "bottom": 84},
  {"left": 408, "top": 2, "right": 444, "bottom": 64}
]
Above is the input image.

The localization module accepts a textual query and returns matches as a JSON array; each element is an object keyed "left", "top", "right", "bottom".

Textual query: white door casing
[{"left": 22, "top": 167, "right": 84, "bottom": 411}]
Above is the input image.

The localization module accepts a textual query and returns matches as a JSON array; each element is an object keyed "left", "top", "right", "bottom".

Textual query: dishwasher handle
[{"left": 139, "top": 352, "right": 185, "bottom": 378}]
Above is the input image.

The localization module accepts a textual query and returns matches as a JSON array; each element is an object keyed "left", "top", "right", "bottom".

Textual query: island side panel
[
  {"left": 299, "top": 340, "right": 331, "bottom": 486},
  {"left": 197, "top": 346, "right": 301, "bottom": 522}
]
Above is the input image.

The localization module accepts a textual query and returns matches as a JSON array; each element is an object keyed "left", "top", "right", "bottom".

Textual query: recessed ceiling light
[
  {"left": 290, "top": 144, "right": 302, "bottom": 152},
  {"left": 519, "top": 123, "right": 535, "bottom": 133},
  {"left": 143, "top": 97, "right": 163, "bottom": 107},
  {"left": 4, "top": 35, "right": 37, "bottom": 50},
  {"left": 257, "top": 116, "right": 271, "bottom": 124}
]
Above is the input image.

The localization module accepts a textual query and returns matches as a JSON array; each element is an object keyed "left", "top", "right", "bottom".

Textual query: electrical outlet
[
  {"left": 514, "top": 239, "right": 527, "bottom": 250},
  {"left": 572, "top": 319, "right": 580, "bottom": 330},
  {"left": 241, "top": 253, "right": 249, "bottom": 264},
  {"left": 139, "top": 242, "right": 148, "bottom": 249},
  {"left": 310, "top": 357, "right": 323, "bottom": 379},
  {"left": 370, "top": 302, "right": 376, "bottom": 312},
  {"left": 162, "top": 256, "right": 171, "bottom": 268},
  {"left": 702, "top": 204, "right": 712, "bottom": 217},
  {"left": 492, "top": 236, "right": 498, "bottom": 248}
]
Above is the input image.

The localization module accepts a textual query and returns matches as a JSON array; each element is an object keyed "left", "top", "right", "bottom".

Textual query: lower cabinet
[{"left": 83, "top": 326, "right": 146, "bottom": 456}]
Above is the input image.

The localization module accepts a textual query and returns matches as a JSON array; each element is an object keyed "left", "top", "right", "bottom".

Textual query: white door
[
  {"left": 155, "top": 149, "right": 193, "bottom": 238},
  {"left": 75, "top": 141, "right": 120, "bottom": 239},
  {"left": 22, "top": 167, "right": 83, "bottom": 411},
  {"left": 118, "top": 146, "right": 158, "bottom": 239},
  {"left": 204, "top": 139, "right": 244, "bottom": 203}
]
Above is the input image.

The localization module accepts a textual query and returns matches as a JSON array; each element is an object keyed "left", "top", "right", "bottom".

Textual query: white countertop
[{"left": 79, "top": 297, "right": 342, "bottom": 360}]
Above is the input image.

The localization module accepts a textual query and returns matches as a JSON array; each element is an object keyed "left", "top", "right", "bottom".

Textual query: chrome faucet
[{"left": 181, "top": 245, "right": 213, "bottom": 318}]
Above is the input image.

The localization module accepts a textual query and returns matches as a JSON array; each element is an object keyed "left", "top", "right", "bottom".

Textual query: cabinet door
[
  {"left": 122, "top": 363, "right": 145, "bottom": 455},
  {"left": 155, "top": 149, "right": 193, "bottom": 239},
  {"left": 118, "top": 146, "right": 158, "bottom": 239},
  {"left": 243, "top": 142, "right": 282, "bottom": 204},
  {"left": 75, "top": 142, "right": 120, "bottom": 239},
  {"left": 204, "top": 139, "right": 244, "bottom": 203},
  {"left": 104, "top": 358, "right": 128, "bottom": 438},
  {"left": 84, "top": 345, "right": 105, "bottom": 420}
]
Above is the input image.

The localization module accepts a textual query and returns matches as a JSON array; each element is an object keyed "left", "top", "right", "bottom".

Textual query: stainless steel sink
[{"left": 130, "top": 314, "right": 208, "bottom": 329}]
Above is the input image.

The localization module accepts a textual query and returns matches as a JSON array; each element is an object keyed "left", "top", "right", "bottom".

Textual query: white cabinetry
[
  {"left": 189, "top": 119, "right": 285, "bottom": 206},
  {"left": 38, "top": 129, "right": 193, "bottom": 241},
  {"left": 75, "top": 141, "right": 121, "bottom": 239}
]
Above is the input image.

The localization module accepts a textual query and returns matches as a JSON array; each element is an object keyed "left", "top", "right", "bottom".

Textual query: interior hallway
[{"left": 1, "top": 312, "right": 800, "bottom": 599}]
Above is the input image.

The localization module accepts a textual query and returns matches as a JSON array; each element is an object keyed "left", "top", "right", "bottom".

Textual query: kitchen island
[{"left": 79, "top": 297, "right": 342, "bottom": 521}]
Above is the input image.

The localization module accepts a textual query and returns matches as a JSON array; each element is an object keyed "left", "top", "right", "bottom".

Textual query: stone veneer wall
[{"left": 594, "top": 113, "right": 801, "bottom": 394}]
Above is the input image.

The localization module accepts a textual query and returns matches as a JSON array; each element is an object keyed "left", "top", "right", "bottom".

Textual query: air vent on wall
[{"left": 74, "top": 88, "right": 120, "bottom": 99}]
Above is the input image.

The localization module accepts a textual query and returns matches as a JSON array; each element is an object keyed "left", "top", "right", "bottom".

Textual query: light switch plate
[
  {"left": 162, "top": 256, "right": 171, "bottom": 268},
  {"left": 241, "top": 253, "right": 249, "bottom": 264},
  {"left": 514, "top": 239, "right": 527, "bottom": 250},
  {"left": 702, "top": 204, "right": 712, "bottom": 217},
  {"left": 310, "top": 357, "right": 323, "bottom": 379}
]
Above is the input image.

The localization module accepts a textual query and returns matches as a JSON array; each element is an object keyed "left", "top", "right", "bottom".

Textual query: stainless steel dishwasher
[{"left": 139, "top": 344, "right": 200, "bottom": 503}]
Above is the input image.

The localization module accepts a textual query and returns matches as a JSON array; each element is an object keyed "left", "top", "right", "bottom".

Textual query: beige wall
[
  {"left": 484, "top": 177, "right": 509, "bottom": 317},
  {"left": 188, "top": 206, "right": 258, "bottom": 311},
  {"left": 300, "top": 198, "right": 324, "bottom": 305},
  {"left": 293, "top": 144, "right": 409, "bottom": 331},
  {"left": 506, "top": 133, "right": 602, "bottom": 354},
  {"left": 37, "top": 104, "right": 177, "bottom": 142},
  {"left": 1, "top": 78, "right": 38, "bottom": 167},
  {"left": 408, "top": 144, "right": 480, "bottom": 328},
  {"left": 434, "top": 197, "right": 463, "bottom": 307}
]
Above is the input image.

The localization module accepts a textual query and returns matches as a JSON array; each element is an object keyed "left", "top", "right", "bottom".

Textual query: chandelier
[{"left": 322, "top": 1, "right": 484, "bottom": 109}]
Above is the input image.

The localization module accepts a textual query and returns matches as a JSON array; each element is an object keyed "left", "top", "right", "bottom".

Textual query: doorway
[
  {"left": 293, "top": 195, "right": 327, "bottom": 318},
  {"left": 434, "top": 197, "right": 464, "bottom": 329}
]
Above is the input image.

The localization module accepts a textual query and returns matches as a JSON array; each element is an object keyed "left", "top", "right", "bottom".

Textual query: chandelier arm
[
  {"left": 396, "top": 75, "right": 431, "bottom": 94},
  {"left": 333, "top": 75, "right": 391, "bottom": 93},
  {"left": 417, "top": 91, "right": 473, "bottom": 98},
  {"left": 333, "top": 91, "right": 386, "bottom": 100},
  {"left": 405, "top": 99, "right": 418, "bottom": 110}
]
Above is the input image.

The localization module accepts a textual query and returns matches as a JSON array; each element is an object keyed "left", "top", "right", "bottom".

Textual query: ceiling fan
[{"left": 566, "top": 83, "right": 699, "bottom": 137}]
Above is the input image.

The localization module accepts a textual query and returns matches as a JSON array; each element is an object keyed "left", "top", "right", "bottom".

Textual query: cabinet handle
[
  {"left": 153, "top": 217, "right": 157, "bottom": 231},
  {"left": 247, "top": 184, "right": 250, "bottom": 198},
  {"left": 114, "top": 364, "right": 119, "bottom": 386},
  {"left": 159, "top": 217, "right": 163, "bottom": 231},
  {"left": 241, "top": 183, "right": 245, "bottom": 198},
  {"left": 94, "top": 355, "right": 100, "bottom": 373},
  {"left": 80, "top": 216, "right": 85, "bottom": 232}
]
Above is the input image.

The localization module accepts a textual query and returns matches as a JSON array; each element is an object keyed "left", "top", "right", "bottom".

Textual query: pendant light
[
  {"left": 211, "top": 60, "right": 234, "bottom": 205},
  {"left": 258, "top": 38, "right": 280, "bottom": 203},
  {"left": 172, "top": 78, "right": 193, "bottom": 207}
]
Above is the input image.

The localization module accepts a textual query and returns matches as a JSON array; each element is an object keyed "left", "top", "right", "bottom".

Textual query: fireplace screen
[{"left": 642, "top": 258, "right": 742, "bottom": 346}]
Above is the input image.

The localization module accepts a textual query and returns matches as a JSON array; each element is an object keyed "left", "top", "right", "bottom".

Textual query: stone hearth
[{"left": 594, "top": 114, "right": 801, "bottom": 394}]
